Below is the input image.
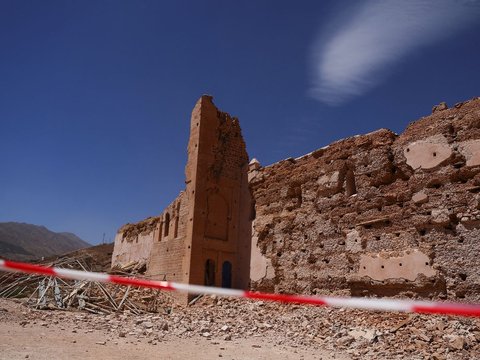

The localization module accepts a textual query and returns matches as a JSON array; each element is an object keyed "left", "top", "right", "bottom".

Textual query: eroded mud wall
[
  {"left": 147, "top": 191, "right": 188, "bottom": 283},
  {"left": 250, "top": 98, "right": 480, "bottom": 300},
  {"left": 111, "top": 217, "right": 159, "bottom": 267}
]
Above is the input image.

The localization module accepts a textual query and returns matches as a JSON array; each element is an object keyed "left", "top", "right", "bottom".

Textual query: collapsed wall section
[
  {"left": 111, "top": 217, "right": 159, "bottom": 268},
  {"left": 249, "top": 97, "right": 480, "bottom": 300}
]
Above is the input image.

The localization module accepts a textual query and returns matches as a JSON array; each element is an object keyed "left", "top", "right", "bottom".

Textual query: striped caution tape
[{"left": 1, "top": 259, "right": 480, "bottom": 317}]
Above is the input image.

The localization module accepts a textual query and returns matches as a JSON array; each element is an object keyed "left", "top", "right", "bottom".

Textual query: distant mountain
[{"left": 0, "top": 222, "right": 91, "bottom": 261}]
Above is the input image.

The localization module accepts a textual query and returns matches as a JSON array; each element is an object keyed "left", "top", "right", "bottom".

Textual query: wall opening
[
  {"left": 205, "top": 259, "right": 216, "bottom": 286},
  {"left": 346, "top": 169, "right": 357, "bottom": 196},
  {"left": 221, "top": 261, "right": 232, "bottom": 288},
  {"left": 164, "top": 213, "right": 170, "bottom": 237},
  {"left": 158, "top": 221, "right": 163, "bottom": 241},
  {"left": 174, "top": 216, "right": 179, "bottom": 238}
]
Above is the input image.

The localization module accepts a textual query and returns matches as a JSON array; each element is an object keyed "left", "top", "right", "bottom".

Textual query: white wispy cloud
[{"left": 310, "top": 0, "right": 480, "bottom": 105}]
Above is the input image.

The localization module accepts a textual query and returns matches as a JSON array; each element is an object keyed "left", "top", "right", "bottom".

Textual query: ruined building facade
[
  {"left": 112, "top": 96, "right": 252, "bottom": 301},
  {"left": 113, "top": 96, "right": 480, "bottom": 301}
]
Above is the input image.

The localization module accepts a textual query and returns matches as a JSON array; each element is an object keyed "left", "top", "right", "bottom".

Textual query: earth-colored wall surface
[
  {"left": 147, "top": 191, "right": 189, "bottom": 283},
  {"left": 111, "top": 217, "right": 159, "bottom": 267},
  {"left": 249, "top": 97, "right": 480, "bottom": 300},
  {"left": 185, "top": 96, "right": 251, "bottom": 291},
  {"left": 111, "top": 96, "right": 252, "bottom": 302}
]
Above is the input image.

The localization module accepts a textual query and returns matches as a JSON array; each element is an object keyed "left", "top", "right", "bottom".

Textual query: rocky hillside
[{"left": 0, "top": 222, "right": 90, "bottom": 261}]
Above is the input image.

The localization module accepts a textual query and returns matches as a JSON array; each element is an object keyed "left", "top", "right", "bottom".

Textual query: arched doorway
[
  {"left": 204, "top": 259, "right": 215, "bottom": 286},
  {"left": 221, "top": 261, "right": 232, "bottom": 288}
]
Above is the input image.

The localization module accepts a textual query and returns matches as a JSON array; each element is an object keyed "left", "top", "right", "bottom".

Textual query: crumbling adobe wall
[
  {"left": 147, "top": 191, "right": 188, "bottom": 283},
  {"left": 111, "top": 216, "right": 159, "bottom": 267},
  {"left": 250, "top": 97, "right": 480, "bottom": 300},
  {"left": 111, "top": 190, "right": 189, "bottom": 282}
]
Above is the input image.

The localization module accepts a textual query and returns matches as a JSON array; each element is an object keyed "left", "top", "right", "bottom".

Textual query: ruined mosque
[{"left": 112, "top": 95, "right": 480, "bottom": 303}]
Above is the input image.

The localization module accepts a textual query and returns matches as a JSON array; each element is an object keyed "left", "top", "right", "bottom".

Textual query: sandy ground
[{"left": 0, "top": 298, "right": 347, "bottom": 360}]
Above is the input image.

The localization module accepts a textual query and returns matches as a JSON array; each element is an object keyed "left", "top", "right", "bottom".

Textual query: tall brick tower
[{"left": 183, "top": 96, "right": 252, "bottom": 295}]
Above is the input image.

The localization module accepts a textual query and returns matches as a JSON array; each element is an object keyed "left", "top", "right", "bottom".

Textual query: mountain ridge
[{"left": 0, "top": 222, "right": 91, "bottom": 261}]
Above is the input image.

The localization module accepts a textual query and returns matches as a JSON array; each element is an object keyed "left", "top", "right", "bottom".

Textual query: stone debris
[
  {"left": 0, "top": 253, "right": 175, "bottom": 315},
  {"left": 432, "top": 102, "right": 449, "bottom": 113},
  {"left": 1, "top": 294, "right": 480, "bottom": 359}
]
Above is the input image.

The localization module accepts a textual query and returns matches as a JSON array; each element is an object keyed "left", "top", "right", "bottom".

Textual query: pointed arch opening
[
  {"left": 221, "top": 261, "right": 232, "bottom": 288},
  {"left": 205, "top": 259, "right": 216, "bottom": 286},
  {"left": 164, "top": 213, "right": 170, "bottom": 237}
]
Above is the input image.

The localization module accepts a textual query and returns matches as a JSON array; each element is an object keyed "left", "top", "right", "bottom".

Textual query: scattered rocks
[
  {"left": 412, "top": 191, "right": 428, "bottom": 205},
  {"left": 448, "top": 335, "right": 466, "bottom": 351},
  {"left": 432, "top": 102, "right": 449, "bottom": 113},
  {"left": 2, "top": 292, "right": 480, "bottom": 359}
]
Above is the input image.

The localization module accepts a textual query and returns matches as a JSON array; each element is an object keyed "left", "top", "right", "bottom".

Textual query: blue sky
[{"left": 1, "top": 1, "right": 479, "bottom": 244}]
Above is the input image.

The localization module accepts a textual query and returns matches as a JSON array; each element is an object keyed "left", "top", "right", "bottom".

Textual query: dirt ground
[
  {"left": 2, "top": 294, "right": 480, "bottom": 360},
  {"left": 0, "top": 298, "right": 346, "bottom": 360}
]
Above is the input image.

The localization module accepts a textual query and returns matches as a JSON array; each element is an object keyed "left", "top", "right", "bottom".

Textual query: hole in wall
[
  {"left": 433, "top": 152, "right": 437, "bottom": 157},
  {"left": 406, "top": 148, "right": 410, "bottom": 152},
  {"left": 346, "top": 169, "right": 357, "bottom": 196},
  {"left": 399, "top": 263, "right": 402, "bottom": 266},
  {"left": 381, "top": 265, "right": 384, "bottom": 269}
]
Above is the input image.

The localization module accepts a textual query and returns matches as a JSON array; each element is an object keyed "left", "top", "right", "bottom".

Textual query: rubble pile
[
  {"left": 2, "top": 294, "right": 479, "bottom": 359},
  {"left": 0, "top": 247, "right": 174, "bottom": 315}
]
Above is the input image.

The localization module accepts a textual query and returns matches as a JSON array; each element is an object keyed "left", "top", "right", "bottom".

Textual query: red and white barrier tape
[{"left": 1, "top": 259, "right": 480, "bottom": 317}]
